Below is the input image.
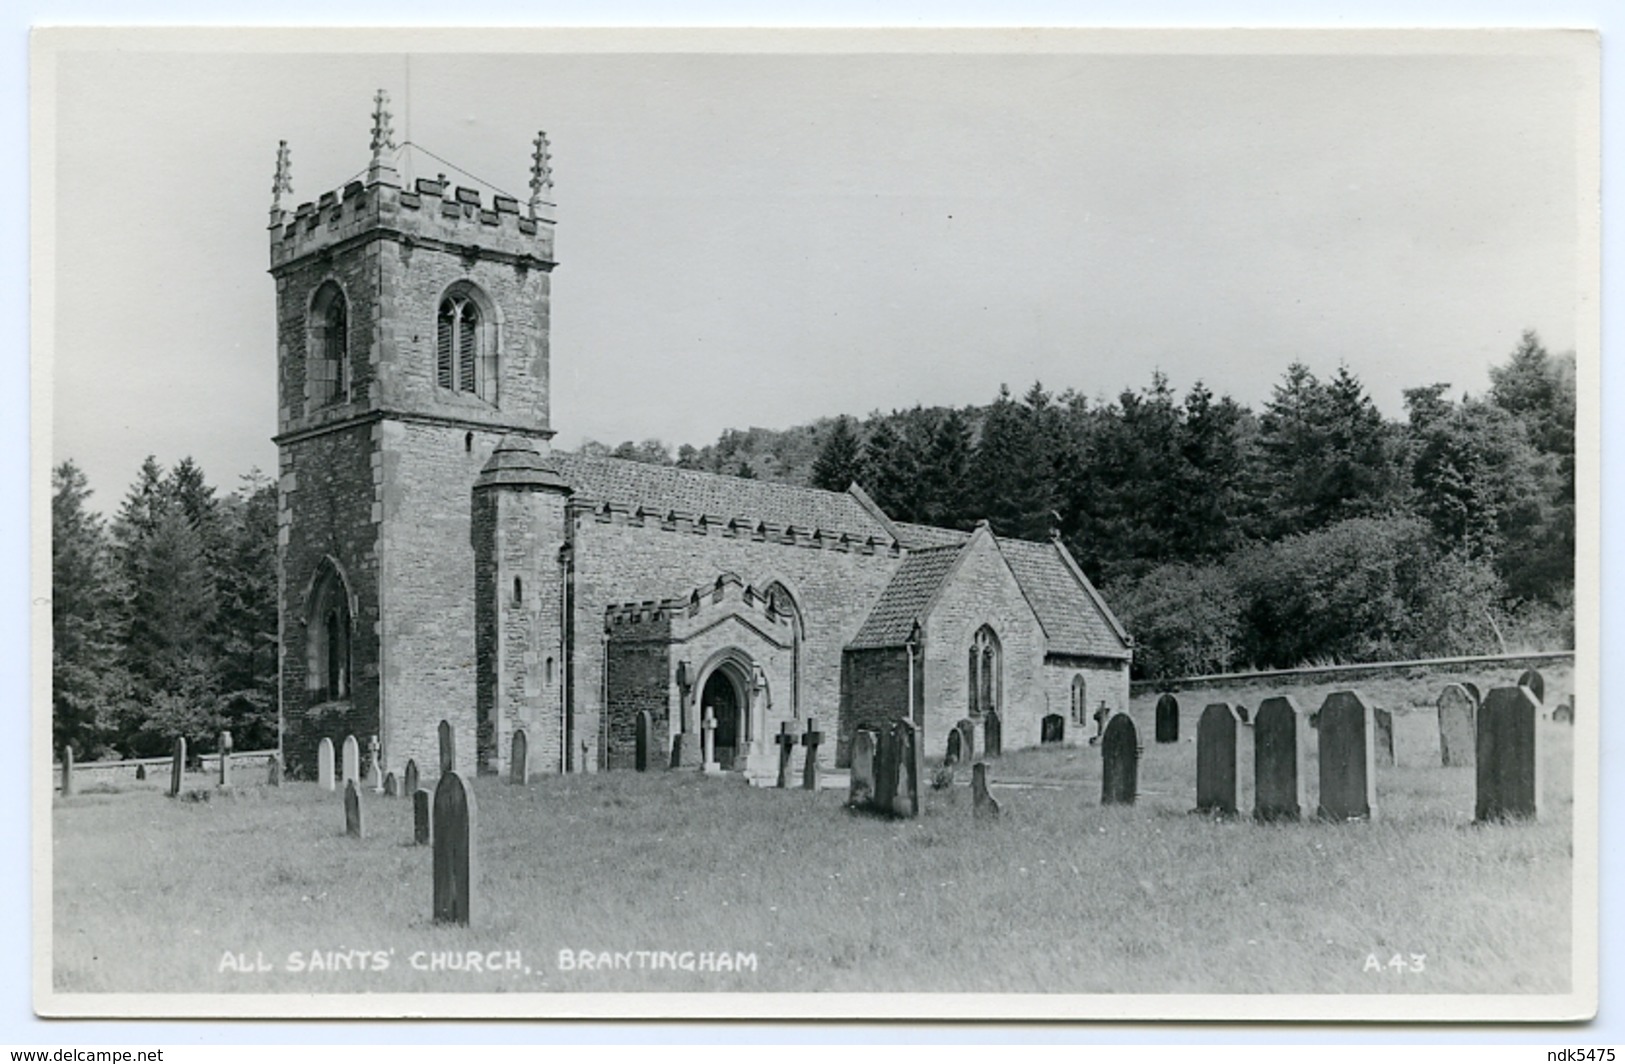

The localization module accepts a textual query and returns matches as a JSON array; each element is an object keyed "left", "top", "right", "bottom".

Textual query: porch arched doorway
[{"left": 698, "top": 659, "right": 750, "bottom": 769}]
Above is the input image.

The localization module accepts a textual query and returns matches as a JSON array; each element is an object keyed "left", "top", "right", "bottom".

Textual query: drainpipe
[{"left": 559, "top": 539, "right": 573, "bottom": 774}]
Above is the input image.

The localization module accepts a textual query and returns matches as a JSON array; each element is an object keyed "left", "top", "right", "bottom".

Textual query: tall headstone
[
  {"left": 433, "top": 770, "right": 479, "bottom": 925},
  {"left": 848, "top": 729, "right": 876, "bottom": 806},
  {"left": 317, "top": 737, "right": 335, "bottom": 792},
  {"left": 217, "top": 730, "right": 233, "bottom": 788},
  {"left": 266, "top": 754, "right": 282, "bottom": 787},
  {"left": 413, "top": 788, "right": 431, "bottom": 845},
  {"left": 1100, "top": 714, "right": 1139, "bottom": 805},
  {"left": 1517, "top": 669, "right": 1545, "bottom": 705},
  {"left": 1437, "top": 684, "right": 1477, "bottom": 767},
  {"left": 774, "top": 721, "right": 797, "bottom": 789},
  {"left": 984, "top": 709, "right": 1002, "bottom": 758},
  {"left": 1476, "top": 685, "right": 1540, "bottom": 822},
  {"left": 344, "top": 779, "right": 364, "bottom": 838},
  {"left": 169, "top": 736, "right": 186, "bottom": 797},
  {"left": 944, "top": 728, "right": 962, "bottom": 765},
  {"left": 801, "top": 716, "right": 823, "bottom": 791},
  {"left": 972, "top": 761, "right": 1000, "bottom": 820},
  {"left": 438, "top": 720, "right": 455, "bottom": 774},
  {"left": 634, "top": 710, "right": 652, "bottom": 772},
  {"left": 510, "top": 729, "right": 529, "bottom": 785},
  {"left": 1372, "top": 707, "right": 1395, "bottom": 768},
  {"left": 700, "top": 708, "right": 719, "bottom": 774},
  {"left": 1316, "top": 691, "right": 1377, "bottom": 822},
  {"left": 955, "top": 719, "right": 976, "bottom": 764},
  {"left": 1253, "top": 696, "right": 1306, "bottom": 822},
  {"left": 341, "top": 734, "right": 360, "bottom": 788},
  {"left": 890, "top": 719, "right": 920, "bottom": 818},
  {"left": 369, "top": 734, "right": 384, "bottom": 793},
  {"left": 383, "top": 771, "right": 398, "bottom": 797},
  {"left": 1195, "top": 703, "right": 1238, "bottom": 815},
  {"left": 59, "top": 747, "right": 74, "bottom": 797},
  {"left": 1155, "top": 693, "right": 1179, "bottom": 743},
  {"left": 404, "top": 758, "right": 420, "bottom": 796}
]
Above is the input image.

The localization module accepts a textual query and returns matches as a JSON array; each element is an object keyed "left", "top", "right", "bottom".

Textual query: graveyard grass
[{"left": 53, "top": 670, "right": 1575, "bottom": 997}]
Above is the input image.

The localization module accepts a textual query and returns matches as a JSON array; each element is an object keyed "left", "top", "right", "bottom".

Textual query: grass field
[{"left": 51, "top": 670, "right": 1576, "bottom": 998}]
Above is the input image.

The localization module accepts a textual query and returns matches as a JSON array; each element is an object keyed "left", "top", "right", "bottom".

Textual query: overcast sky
[{"left": 42, "top": 31, "right": 1591, "bottom": 507}]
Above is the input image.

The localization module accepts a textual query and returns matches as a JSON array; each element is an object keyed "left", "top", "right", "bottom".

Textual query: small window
[
  {"left": 1071, "top": 675, "right": 1087, "bottom": 724},
  {"left": 513, "top": 576, "right": 523, "bottom": 604},
  {"left": 545, "top": 657, "right": 555, "bottom": 685},
  {"left": 308, "top": 282, "right": 350, "bottom": 409}
]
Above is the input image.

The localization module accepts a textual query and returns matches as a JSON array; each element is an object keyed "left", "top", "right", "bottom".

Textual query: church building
[{"left": 271, "top": 93, "right": 1133, "bottom": 783}]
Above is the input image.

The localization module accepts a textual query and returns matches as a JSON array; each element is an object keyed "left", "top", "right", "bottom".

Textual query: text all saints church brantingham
[{"left": 272, "top": 92, "right": 1133, "bottom": 783}]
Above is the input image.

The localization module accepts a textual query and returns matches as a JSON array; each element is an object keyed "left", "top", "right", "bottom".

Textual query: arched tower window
[
  {"left": 307, "top": 281, "right": 350, "bottom": 409},
  {"left": 763, "top": 582, "right": 803, "bottom": 718},
  {"left": 436, "top": 283, "right": 499, "bottom": 403},
  {"left": 968, "top": 625, "right": 1001, "bottom": 717},
  {"left": 307, "top": 563, "right": 352, "bottom": 703},
  {"left": 1071, "top": 674, "right": 1087, "bottom": 724}
]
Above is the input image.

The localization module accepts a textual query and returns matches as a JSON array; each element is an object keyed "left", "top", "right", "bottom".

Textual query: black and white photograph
[{"left": 32, "top": 27, "right": 1600, "bottom": 1021}]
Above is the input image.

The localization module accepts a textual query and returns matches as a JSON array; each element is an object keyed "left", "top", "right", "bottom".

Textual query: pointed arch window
[
  {"left": 764, "top": 582, "right": 803, "bottom": 718},
  {"left": 307, "top": 281, "right": 350, "bottom": 409},
  {"left": 968, "top": 625, "right": 1001, "bottom": 718},
  {"left": 1071, "top": 674, "right": 1088, "bottom": 724},
  {"left": 436, "top": 284, "right": 499, "bottom": 403},
  {"left": 307, "top": 565, "right": 352, "bottom": 703}
]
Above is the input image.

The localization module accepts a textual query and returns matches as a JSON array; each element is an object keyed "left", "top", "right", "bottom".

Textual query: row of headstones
[
  {"left": 1139, "top": 688, "right": 1540, "bottom": 822},
  {"left": 847, "top": 718, "right": 924, "bottom": 818},
  {"left": 628, "top": 708, "right": 832, "bottom": 785},
  {"left": 54, "top": 731, "right": 267, "bottom": 799}
]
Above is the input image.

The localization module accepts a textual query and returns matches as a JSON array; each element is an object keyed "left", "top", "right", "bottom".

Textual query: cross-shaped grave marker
[
  {"left": 774, "top": 721, "right": 798, "bottom": 789},
  {"left": 801, "top": 716, "right": 824, "bottom": 791},
  {"left": 701, "top": 707, "right": 719, "bottom": 774},
  {"left": 369, "top": 734, "right": 384, "bottom": 793}
]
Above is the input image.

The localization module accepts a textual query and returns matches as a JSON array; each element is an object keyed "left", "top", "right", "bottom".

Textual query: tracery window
[
  {"left": 968, "top": 625, "right": 1001, "bottom": 718},
  {"left": 436, "top": 284, "right": 498, "bottom": 403}
]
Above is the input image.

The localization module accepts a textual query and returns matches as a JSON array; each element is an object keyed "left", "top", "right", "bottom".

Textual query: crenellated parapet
[
  {"left": 572, "top": 498, "right": 902, "bottom": 557},
  {"left": 604, "top": 572, "right": 796, "bottom": 638}
]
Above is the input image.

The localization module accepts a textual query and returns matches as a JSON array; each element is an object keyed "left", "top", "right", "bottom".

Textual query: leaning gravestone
[
  {"left": 403, "top": 758, "right": 420, "bottom": 796},
  {"left": 1476, "top": 685, "right": 1539, "bottom": 821},
  {"left": 1253, "top": 696, "right": 1306, "bottom": 822},
  {"left": 848, "top": 728, "right": 876, "bottom": 807},
  {"left": 634, "top": 710, "right": 652, "bottom": 772},
  {"left": 955, "top": 719, "right": 976, "bottom": 764},
  {"left": 341, "top": 734, "right": 360, "bottom": 788},
  {"left": 413, "top": 788, "right": 431, "bottom": 845},
  {"left": 944, "top": 728, "right": 962, "bottom": 766},
  {"left": 317, "top": 737, "right": 336, "bottom": 792},
  {"left": 802, "top": 716, "right": 824, "bottom": 791},
  {"left": 60, "top": 747, "right": 74, "bottom": 798},
  {"left": 1155, "top": 693, "right": 1179, "bottom": 743},
  {"left": 217, "top": 730, "right": 233, "bottom": 788},
  {"left": 383, "top": 772, "right": 398, "bottom": 797},
  {"left": 433, "top": 769, "right": 479, "bottom": 925},
  {"left": 438, "top": 720, "right": 455, "bottom": 773},
  {"left": 972, "top": 761, "right": 1000, "bottom": 820},
  {"left": 344, "top": 779, "right": 364, "bottom": 839},
  {"left": 1437, "top": 684, "right": 1476, "bottom": 768},
  {"left": 510, "top": 729, "right": 529, "bottom": 785},
  {"left": 169, "top": 736, "right": 187, "bottom": 798},
  {"left": 775, "top": 721, "right": 797, "bottom": 789},
  {"left": 1317, "top": 691, "right": 1377, "bottom": 822},
  {"left": 1517, "top": 669, "right": 1545, "bottom": 705},
  {"left": 1100, "top": 713, "right": 1139, "bottom": 805},
  {"left": 1195, "top": 703, "right": 1238, "bottom": 815},
  {"left": 1372, "top": 707, "right": 1395, "bottom": 768},
  {"left": 890, "top": 719, "right": 920, "bottom": 818}
]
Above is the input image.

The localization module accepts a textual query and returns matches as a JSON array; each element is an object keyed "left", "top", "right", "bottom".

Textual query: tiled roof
[
  {"left": 553, "top": 453, "right": 896, "bottom": 541},
  {"left": 846, "top": 546, "right": 963, "bottom": 649},
  {"left": 893, "top": 522, "right": 972, "bottom": 549},
  {"left": 997, "top": 537, "right": 1131, "bottom": 660}
]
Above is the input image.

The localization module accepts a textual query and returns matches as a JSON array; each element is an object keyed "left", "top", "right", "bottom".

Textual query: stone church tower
[{"left": 270, "top": 92, "right": 564, "bottom": 780}]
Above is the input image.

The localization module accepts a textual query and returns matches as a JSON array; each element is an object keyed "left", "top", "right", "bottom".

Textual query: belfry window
[
  {"left": 968, "top": 625, "right": 1001, "bottom": 717},
  {"left": 436, "top": 286, "right": 498, "bottom": 403},
  {"left": 307, "top": 282, "right": 350, "bottom": 409},
  {"left": 307, "top": 565, "right": 352, "bottom": 703}
]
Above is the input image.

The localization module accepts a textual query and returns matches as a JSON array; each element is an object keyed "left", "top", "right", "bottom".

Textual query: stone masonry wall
[
  {"left": 837, "top": 646, "right": 912, "bottom": 766},
  {"left": 493, "top": 487, "right": 568, "bottom": 776},
  {"left": 1041, "top": 658, "right": 1131, "bottom": 744},
  {"left": 604, "top": 632, "right": 672, "bottom": 771}
]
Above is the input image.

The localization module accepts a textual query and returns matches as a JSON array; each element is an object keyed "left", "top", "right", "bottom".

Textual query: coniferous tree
[
  {"left": 52, "top": 461, "right": 125, "bottom": 757},
  {"left": 214, "top": 471, "right": 280, "bottom": 751},
  {"left": 915, "top": 407, "right": 974, "bottom": 529},
  {"left": 810, "top": 415, "right": 864, "bottom": 492}
]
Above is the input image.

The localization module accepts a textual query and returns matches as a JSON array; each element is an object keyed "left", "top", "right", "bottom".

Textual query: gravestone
[
  {"left": 972, "top": 761, "right": 1000, "bottom": 820},
  {"left": 433, "top": 770, "right": 479, "bottom": 925},
  {"left": 369, "top": 735, "right": 384, "bottom": 793},
  {"left": 1195, "top": 703, "right": 1238, "bottom": 815},
  {"left": 135, "top": 763, "right": 147, "bottom": 782},
  {"left": 1233, "top": 705, "right": 1250, "bottom": 725},
  {"left": 890, "top": 719, "right": 920, "bottom": 818},
  {"left": 1552, "top": 700, "right": 1573, "bottom": 724},
  {"left": 344, "top": 779, "right": 364, "bottom": 839},
  {"left": 1372, "top": 707, "right": 1395, "bottom": 768},
  {"left": 1461, "top": 681, "right": 1482, "bottom": 707},
  {"left": 413, "top": 788, "right": 431, "bottom": 845},
  {"left": 341, "top": 734, "right": 360, "bottom": 788},
  {"left": 60, "top": 747, "right": 74, "bottom": 797},
  {"left": 1041, "top": 714, "right": 1065, "bottom": 744},
  {"left": 266, "top": 755, "right": 282, "bottom": 787},
  {"left": 1437, "top": 684, "right": 1476, "bottom": 768},
  {"left": 700, "top": 708, "right": 719, "bottom": 774},
  {"left": 955, "top": 719, "right": 976, "bottom": 764},
  {"left": 1476, "top": 685, "right": 1540, "bottom": 821},
  {"left": 383, "top": 771, "right": 398, "bottom": 797},
  {"left": 217, "top": 730, "right": 233, "bottom": 788},
  {"left": 1155, "top": 693, "right": 1179, "bottom": 743},
  {"left": 848, "top": 728, "right": 876, "bottom": 806},
  {"left": 1253, "top": 696, "right": 1306, "bottom": 822},
  {"left": 634, "top": 710, "right": 652, "bottom": 772},
  {"left": 404, "top": 758, "right": 420, "bottom": 796},
  {"left": 944, "top": 728, "right": 962, "bottom": 765},
  {"left": 1100, "top": 714, "right": 1139, "bottom": 805},
  {"left": 438, "top": 720, "right": 455, "bottom": 773},
  {"left": 801, "top": 717, "right": 824, "bottom": 791},
  {"left": 984, "top": 709, "right": 1002, "bottom": 757},
  {"left": 774, "top": 721, "right": 797, "bottom": 789},
  {"left": 1316, "top": 691, "right": 1377, "bottom": 822},
  {"left": 510, "top": 729, "right": 529, "bottom": 785},
  {"left": 169, "top": 737, "right": 186, "bottom": 797},
  {"left": 1517, "top": 669, "right": 1545, "bottom": 705},
  {"left": 317, "top": 737, "right": 335, "bottom": 791}
]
